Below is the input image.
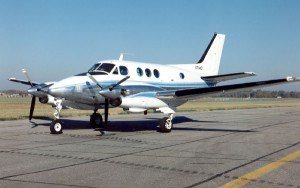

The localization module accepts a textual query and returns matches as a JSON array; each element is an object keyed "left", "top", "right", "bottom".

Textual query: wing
[
  {"left": 8, "top": 78, "right": 40, "bottom": 86},
  {"left": 201, "top": 72, "right": 256, "bottom": 83},
  {"left": 157, "top": 77, "right": 300, "bottom": 100}
]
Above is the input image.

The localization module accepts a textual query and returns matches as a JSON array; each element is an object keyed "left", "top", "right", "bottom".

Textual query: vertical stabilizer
[{"left": 197, "top": 33, "right": 225, "bottom": 75}]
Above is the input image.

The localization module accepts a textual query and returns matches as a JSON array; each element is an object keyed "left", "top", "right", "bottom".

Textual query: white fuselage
[{"left": 47, "top": 60, "right": 212, "bottom": 110}]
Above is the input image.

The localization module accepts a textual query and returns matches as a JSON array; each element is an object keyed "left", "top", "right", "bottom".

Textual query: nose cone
[
  {"left": 27, "top": 86, "right": 47, "bottom": 98},
  {"left": 27, "top": 87, "right": 38, "bottom": 95}
]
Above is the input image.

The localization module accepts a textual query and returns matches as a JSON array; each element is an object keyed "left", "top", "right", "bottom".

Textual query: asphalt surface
[{"left": 0, "top": 107, "right": 299, "bottom": 188}]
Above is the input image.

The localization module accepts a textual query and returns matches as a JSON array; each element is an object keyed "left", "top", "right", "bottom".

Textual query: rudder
[{"left": 197, "top": 33, "right": 225, "bottom": 76}]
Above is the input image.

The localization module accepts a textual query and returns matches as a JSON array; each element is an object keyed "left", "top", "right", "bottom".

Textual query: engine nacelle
[
  {"left": 99, "top": 88, "right": 129, "bottom": 99},
  {"left": 39, "top": 95, "right": 56, "bottom": 105},
  {"left": 120, "top": 97, "right": 168, "bottom": 109},
  {"left": 109, "top": 97, "right": 122, "bottom": 107}
]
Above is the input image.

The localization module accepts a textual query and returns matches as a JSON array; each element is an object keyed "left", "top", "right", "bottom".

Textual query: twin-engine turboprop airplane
[{"left": 9, "top": 33, "right": 300, "bottom": 134}]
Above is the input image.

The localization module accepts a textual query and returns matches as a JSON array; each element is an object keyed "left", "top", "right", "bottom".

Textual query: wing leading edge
[{"left": 157, "top": 77, "right": 300, "bottom": 100}]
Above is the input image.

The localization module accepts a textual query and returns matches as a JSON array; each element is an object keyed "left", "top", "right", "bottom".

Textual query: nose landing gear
[
  {"left": 50, "top": 99, "right": 63, "bottom": 134},
  {"left": 50, "top": 119, "right": 63, "bottom": 134}
]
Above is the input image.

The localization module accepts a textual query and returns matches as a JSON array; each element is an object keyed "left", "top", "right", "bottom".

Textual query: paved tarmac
[{"left": 0, "top": 107, "right": 299, "bottom": 188}]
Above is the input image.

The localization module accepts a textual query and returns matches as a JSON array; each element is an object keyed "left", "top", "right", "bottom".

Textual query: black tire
[
  {"left": 90, "top": 113, "right": 103, "bottom": 128},
  {"left": 50, "top": 119, "right": 63, "bottom": 134},
  {"left": 159, "top": 117, "right": 172, "bottom": 133}
]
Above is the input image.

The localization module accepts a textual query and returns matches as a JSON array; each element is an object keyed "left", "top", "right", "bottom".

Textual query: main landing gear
[
  {"left": 159, "top": 114, "right": 174, "bottom": 133},
  {"left": 90, "top": 112, "right": 105, "bottom": 129},
  {"left": 90, "top": 99, "right": 109, "bottom": 130}
]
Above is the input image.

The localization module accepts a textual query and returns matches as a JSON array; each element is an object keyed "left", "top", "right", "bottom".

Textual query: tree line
[
  {"left": 218, "top": 89, "right": 300, "bottom": 98},
  {"left": 1, "top": 89, "right": 300, "bottom": 98}
]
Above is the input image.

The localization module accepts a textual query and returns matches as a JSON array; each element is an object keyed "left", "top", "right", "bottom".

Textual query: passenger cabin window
[
  {"left": 179, "top": 73, "right": 185, "bottom": 79},
  {"left": 154, "top": 69, "right": 160, "bottom": 78},
  {"left": 137, "top": 67, "right": 143, "bottom": 76},
  {"left": 120, "top": 66, "right": 128, "bottom": 75},
  {"left": 112, "top": 67, "right": 119, "bottom": 75},
  {"left": 145, "top": 68, "right": 151, "bottom": 77}
]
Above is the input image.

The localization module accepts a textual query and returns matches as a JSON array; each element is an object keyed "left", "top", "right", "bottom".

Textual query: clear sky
[{"left": 1, "top": 0, "right": 300, "bottom": 90}]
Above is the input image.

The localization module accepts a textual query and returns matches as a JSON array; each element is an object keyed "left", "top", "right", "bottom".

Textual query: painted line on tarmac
[{"left": 220, "top": 150, "right": 300, "bottom": 188}]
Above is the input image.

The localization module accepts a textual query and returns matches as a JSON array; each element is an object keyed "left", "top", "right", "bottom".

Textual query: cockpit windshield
[
  {"left": 88, "top": 63, "right": 100, "bottom": 72},
  {"left": 96, "top": 63, "right": 115, "bottom": 73},
  {"left": 88, "top": 63, "right": 115, "bottom": 73}
]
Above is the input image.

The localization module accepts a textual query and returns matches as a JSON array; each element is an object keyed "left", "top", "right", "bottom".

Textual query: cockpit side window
[
  {"left": 96, "top": 63, "right": 115, "bottom": 73},
  {"left": 112, "top": 67, "right": 119, "bottom": 75},
  {"left": 119, "top": 66, "right": 128, "bottom": 75}
]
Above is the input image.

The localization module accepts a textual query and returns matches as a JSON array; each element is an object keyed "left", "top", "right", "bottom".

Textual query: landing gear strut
[
  {"left": 50, "top": 99, "right": 63, "bottom": 134},
  {"left": 159, "top": 114, "right": 174, "bottom": 133}
]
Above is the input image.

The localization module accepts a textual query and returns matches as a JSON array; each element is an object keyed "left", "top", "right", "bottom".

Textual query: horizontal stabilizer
[{"left": 201, "top": 72, "right": 256, "bottom": 83}]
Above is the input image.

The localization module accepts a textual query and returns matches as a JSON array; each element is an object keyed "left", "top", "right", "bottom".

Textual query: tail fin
[{"left": 197, "top": 33, "right": 225, "bottom": 75}]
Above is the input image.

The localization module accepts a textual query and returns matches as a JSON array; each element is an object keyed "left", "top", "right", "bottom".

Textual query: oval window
[
  {"left": 145, "top": 68, "right": 151, "bottom": 77},
  {"left": 179, "top": 73, "right": 185, "bottom": 79},
  {"left": 154, "top": 69, "right": 160, "bottom": 78},
  {"left": 137, "top": 67, "right": 143, "bottom": 77}
]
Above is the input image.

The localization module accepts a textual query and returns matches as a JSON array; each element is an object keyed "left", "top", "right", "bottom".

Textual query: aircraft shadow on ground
[{"left": 29, "top": 116, "right": 254, "bottom": 133}]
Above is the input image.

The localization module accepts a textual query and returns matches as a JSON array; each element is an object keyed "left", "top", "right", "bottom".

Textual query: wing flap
[{"left": 201, "top": 72, "right": 256, "bottom": 83}]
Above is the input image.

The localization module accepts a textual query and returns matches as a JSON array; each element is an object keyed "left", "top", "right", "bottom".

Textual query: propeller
[
  {"left": 87, "top": 73, "right": 103, "bottom": 90},
  {"left": 22, "top": 69, "right": 36, "bottom": 120},
  {"left": 104, "top": 98, "right": 109, "bottom": 125},
  {"left": 87, "top": 74, "right": 130, "bottom": 126},
  {"left": 22, "top": 69, "right": 33, "bottom": 87},
  {"left": 109, "top": 76, "right": 130, "bottom": 91},
  {"left": 29, "top": 96, "right": 36, "bottom": 120}
]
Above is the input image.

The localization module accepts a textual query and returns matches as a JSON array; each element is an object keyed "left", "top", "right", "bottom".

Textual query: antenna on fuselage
[
  {"left": 119, "top": 53, "right": 124, "bottom": 61},
  {"left": 118, "top": 53, "right": 135, "bottom": 61}
]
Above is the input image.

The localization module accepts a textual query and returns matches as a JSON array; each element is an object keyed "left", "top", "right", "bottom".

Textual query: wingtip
[
  {"left": 287, "top": 77, "right": 300, "bottom": 82},
  {"left": 245, "top": 72, "right": 256, "bottom": 76}
]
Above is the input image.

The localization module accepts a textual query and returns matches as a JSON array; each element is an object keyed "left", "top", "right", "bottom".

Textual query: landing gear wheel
[
  {"left": 159, "top": 117, "right": 172, "bottom": 133},
  {"left": 90, "top": 113, "right": 103, "bottom": 128},
  {"left": 50, "top": 119, "right": 63, "bottom": 134}
]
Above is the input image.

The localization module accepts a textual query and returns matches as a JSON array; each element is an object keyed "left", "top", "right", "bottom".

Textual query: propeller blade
[
  {"left": 29, "top": 96, "right": 36, "bottom": 120},
  {"left": 109, "top": 76, "right": 130, "bottom": 91},
  {"left": 87, "top": 73, "right": 103, "bottom": 89},
  {"left": 104, "top": 98, "right": 109, "bottom": 125},
  {"left": 22, "top": 69, "right": 33, "bottom": 87}
]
